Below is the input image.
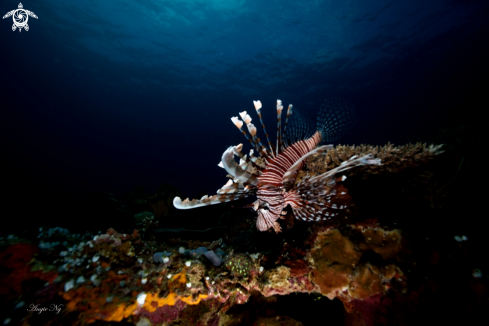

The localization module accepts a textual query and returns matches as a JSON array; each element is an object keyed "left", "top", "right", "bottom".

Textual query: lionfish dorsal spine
[
  {"left": 276, "top": 100, "right": 284, "bottom": 156},
  {"left": 281, "top": 104, "right": 293, "bottom": 150},
  {"left": 239, "top": 111, "right": 265, "bottom": 158},
  {"left": 253, "top": 100, "right": 275, "bottom": 158},
  {"left": 231, "top": 116, "right": 263, "bottom": 158}
]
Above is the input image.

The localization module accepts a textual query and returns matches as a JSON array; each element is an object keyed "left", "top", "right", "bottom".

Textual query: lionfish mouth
[{"left": 173, "top": 98, "right": 381, "bottom": 233}]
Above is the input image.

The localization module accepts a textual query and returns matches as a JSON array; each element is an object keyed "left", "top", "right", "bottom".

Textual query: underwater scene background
[{"left": 1, "top": 0, "right": 488, "bottom": 325}]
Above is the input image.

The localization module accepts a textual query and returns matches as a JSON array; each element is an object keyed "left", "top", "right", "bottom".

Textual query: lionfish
[{"left": 173, "top": 98, "right": 381, "bottom": 233}]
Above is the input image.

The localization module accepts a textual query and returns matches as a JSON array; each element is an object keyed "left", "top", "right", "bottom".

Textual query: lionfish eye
[
  {"left": 313, "top": 182, "right": 319, "bottom": 187},
  {"left": 261, "top": 202, "right": 270, "bottom": 210}
]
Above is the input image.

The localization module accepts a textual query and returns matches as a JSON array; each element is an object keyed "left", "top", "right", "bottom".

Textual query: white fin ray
[{"left": 221, "top": 146, "right": 259, "bottom": 185}]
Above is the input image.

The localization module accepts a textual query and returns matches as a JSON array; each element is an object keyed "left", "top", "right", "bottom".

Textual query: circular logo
[{"left": 13, "top": 9, "right": 28, "bottom": 27}]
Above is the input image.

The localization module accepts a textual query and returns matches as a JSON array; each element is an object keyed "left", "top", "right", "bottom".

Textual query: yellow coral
[
  {"left": 180, "top": 293, "right": 209, "bottom": 305},
  {"left": 142, "top": 271, "right": 208, "bottom": 313},
  {"left": 101, "top": 302, "right": 138, "bottom": 322},
  {"left": 62, "top": 271, "right": 137, "bottom": 323},
  {"left": 143, "top": 292, "right": 178, "bottom": 312}
]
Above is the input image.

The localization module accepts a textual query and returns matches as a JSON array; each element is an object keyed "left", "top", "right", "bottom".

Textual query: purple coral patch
[
  {"left": 139, "top": 300, "right": 186, "bottom": 324},
  {"left": 204, "top": 250, "right": 223, "bottom": 266},
  {"left": 153, "top": 252, "right": 164, "bottom": 263}
]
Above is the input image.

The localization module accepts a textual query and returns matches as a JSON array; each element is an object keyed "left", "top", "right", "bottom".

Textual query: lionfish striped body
[{"left": 173, "top": 99, "right": 381, "bottom": 233}]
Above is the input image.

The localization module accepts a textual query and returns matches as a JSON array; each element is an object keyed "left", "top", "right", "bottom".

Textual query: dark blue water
[{"left": 1, "top": 0, "right": 488, "bottom": 228}]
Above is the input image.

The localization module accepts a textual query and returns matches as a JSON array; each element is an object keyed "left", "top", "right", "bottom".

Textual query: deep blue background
[{"left": 1, "top": 0, "right": 488, "bottom": 229}]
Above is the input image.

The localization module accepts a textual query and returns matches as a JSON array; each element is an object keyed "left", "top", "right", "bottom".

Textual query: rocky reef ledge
[{"left": 0, "top": 220, "right": 410, "bottom": 326}]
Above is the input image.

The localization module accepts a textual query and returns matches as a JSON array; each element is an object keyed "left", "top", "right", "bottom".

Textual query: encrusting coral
[
  {"left": 309, "top": 225, "right": 404, "bottom": 301},
  {"left": 225, "top": 253, "right": 254, "bottom": 278}
]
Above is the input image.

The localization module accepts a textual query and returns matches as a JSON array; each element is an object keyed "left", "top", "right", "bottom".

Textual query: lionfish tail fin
[{"left": 317, "top": 98, "right": 357, "bottom": 143}]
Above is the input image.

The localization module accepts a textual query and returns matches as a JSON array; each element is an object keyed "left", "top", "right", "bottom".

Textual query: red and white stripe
[{"left": 258, "top": 131, "right": 321, "bottom": 186}]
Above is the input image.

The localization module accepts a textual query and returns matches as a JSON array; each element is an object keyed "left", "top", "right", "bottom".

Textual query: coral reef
[
  {"left": 309, "top": 226, "right": 404, "bottom": 301},
  {"left": 0, "top": 221, "right": 410, "bottom": 325},
  {"left": 1, "top": 137, "right": 486, "bottom": 326}
]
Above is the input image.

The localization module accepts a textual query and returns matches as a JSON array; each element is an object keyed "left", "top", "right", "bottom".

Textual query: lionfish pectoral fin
[
  {"left": 173, "top": 189, "right": 253, "bottom": 209},
  {"left": 282, "top": 144, "right": 333, "bottom": 189},
  {"left": 221, "top": 146, "right": 259, "bottom": 185},
  {"left": 256, "top": 208, "right": 282, "bottom": 233},
  {"left": 173, "top": 196, "right": 224, "bottom": 209},
  {"left": 309, "top": 153, "right": 381, "bottom": 185},
  {"left": 173, "top": 170, "right": 258, "bottom": 210},
  {"left": 253, "top": 200, "right": 260, "bottom": 211},
  {"left": 286, "top": 153, "right": 382, "bottom": 221}
]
